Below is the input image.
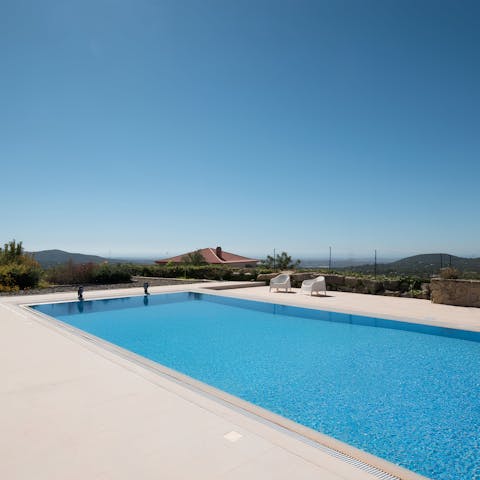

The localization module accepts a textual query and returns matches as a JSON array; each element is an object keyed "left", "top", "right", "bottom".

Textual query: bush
[
  {"left": 0, "top": 262, "right": 42, "bottom": 291},
  {"left": 46, "top": 261, "right": 132, "bottom": 285},
  {"left": 46, "top": 261, "right": 94, "bottom": 285},
  {"left": 439, "top": 267, "right": 460, "bottom": 279},
  {"left": 0, "top": 240, "right": 42, "bottom": 291},
  {"left": 461, "top": 271, "right": 480, "bottom": 280},
  {"left": 136, "top": 264, "right": 259, "bottom": 281},
  {"left": 90, "top": 264, "right": 131, "bottom": 284}
]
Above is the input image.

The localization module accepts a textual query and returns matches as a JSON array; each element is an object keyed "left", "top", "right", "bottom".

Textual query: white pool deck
[{"left": 2, "top": 283, "right": 479, "bottom": 480}]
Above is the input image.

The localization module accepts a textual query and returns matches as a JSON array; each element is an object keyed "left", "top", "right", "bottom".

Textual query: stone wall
[
  {"left": 257, "top": 272, "right": 430, "bottom": 299},
  {"left": 430, "top": 278, "right": 480, "bottom": 307}
]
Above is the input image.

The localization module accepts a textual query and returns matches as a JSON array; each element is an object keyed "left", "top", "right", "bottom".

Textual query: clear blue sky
[{"left": 2, "top": 0, "right": 479, "bottom": 260}]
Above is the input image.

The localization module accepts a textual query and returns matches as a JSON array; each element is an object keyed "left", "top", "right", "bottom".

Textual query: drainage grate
[{"left": 309, "top": 441, "right": 402, "bottom": 480}]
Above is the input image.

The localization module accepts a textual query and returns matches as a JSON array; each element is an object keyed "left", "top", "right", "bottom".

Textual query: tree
[
  {"left": 0, "top": 239, "right": 25, "bottom": 264},
  {"left": 262, "top": 251, "right": 301, "bottom": 270},
  {"left": 181, "top": 250, "right": 207, "bottom": 266},
  {"left": 0, "top": 239, "right": 42, "bottom": 291}
]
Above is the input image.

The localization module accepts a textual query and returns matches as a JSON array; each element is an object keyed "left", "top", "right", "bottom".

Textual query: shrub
[
  {"left": 439, "top": 267, "right": 460, "bottom": 280},
  {"left": 136, "top": 264, "right": 259, "bottom": 281},
  {"left": 0, "top": 262, "right": 42, "bottom": 291},
  {"left": 46, "top": 261, "right": 132, "bottom": 285},
  {"left": 0, "top": 240, "right": 42, "bottom": 291},
  {"left": 461, "top": 271, "right": 480, "bottom": 280},
  {"left": 90, "top": 264, "right": 131, "bottom": 284},
  {"left": 46, "top": 261, "right": 94, "bottom": 285}
]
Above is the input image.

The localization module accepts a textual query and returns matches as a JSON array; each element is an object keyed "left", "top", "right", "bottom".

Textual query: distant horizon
[{"left": 25, "top": 245, "right": 480, "bottom": 263}]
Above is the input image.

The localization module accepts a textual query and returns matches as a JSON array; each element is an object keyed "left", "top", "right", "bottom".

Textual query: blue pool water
[{"left": 32, "top": 292, "right": 480, "bottom": 480}]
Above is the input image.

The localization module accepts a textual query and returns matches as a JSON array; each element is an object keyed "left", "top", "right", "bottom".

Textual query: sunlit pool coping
[{"left": 24, "top": 289, "right": 435, "bottom": 480}]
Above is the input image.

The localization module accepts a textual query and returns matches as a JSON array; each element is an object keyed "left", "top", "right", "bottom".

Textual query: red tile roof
[{"left": 155, "top": 247, "right": 259, "bottom": 265}]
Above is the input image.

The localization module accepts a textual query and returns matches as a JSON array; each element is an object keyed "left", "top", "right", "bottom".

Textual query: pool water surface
[{"left": 32, "top": 292, "right": 480, "bottom": 480}]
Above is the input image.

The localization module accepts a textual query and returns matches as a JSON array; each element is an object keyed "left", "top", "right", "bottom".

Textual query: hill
[
  {"left": 342, "top": 253, "right": 480, "bottom": 276},
  {"left": 30, "top": 250, "right": 122, "bottom": 269}
]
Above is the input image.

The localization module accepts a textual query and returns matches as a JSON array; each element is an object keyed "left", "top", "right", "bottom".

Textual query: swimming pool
[{"left": 31, "top": 292, "right": 480, "bottom": 480}]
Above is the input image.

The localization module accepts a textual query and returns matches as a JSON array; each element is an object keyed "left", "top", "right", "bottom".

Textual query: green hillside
[
  {"left": 343, "top": 253, "right": 480, "bottom": 276},
  {"left": 30, "top": 250, "right": 120, "bottom": 269}
]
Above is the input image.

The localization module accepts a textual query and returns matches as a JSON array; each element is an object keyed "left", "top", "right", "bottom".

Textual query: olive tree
[
  {"left": 262, "top": 251, "right": 301, "bottom": 270},
  {"left": 181, "top": 250, "right": 207, "bottom": 266}
]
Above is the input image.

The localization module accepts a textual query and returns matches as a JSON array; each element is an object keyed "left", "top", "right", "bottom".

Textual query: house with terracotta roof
[{"left": 156, "top": 246, "right": 259, "bottom": 268}]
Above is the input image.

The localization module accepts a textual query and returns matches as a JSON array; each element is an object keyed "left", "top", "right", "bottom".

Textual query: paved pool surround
[{"left": 2, "top": 282, "right": 479, "bottom": 480}]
